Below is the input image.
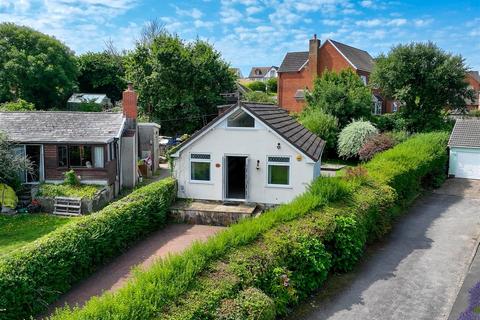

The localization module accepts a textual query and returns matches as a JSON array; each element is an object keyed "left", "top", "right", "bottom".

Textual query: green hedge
[
  {"left": 0, "top": 178, "right": 177, "bottom": 320},
  {"left": 49, "top": 132, "right": 449, "bottom": 320}
]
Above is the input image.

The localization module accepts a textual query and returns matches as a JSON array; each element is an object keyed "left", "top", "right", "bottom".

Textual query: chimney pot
[
  {"left": 313, "top": 34, "right": 317, "bottom": 39},
  {"left": 123, "top": 83, "right": 137, "bottom": 126}
]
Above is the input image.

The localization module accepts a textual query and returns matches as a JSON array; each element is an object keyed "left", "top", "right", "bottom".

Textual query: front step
[{"left": 170, "top": 200, "right": 259, "bottom": 226}]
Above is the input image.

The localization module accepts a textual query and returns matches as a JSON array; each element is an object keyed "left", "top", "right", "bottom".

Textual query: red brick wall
[
  {"left": 317, "top": 41, "right": 353, "bottom": 74},
  {"left": 278, "top": 69, "right": 311, "bottom": 113}
]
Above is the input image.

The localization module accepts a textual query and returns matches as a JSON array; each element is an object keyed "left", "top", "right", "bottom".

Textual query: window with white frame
[
  {"left": 190, "top": 153, "right": 211, "bottom": 181},
  {"left": 267, "top": 156, "right": 290, "bottom": 186},
  {"left": 360, "top": 75, "right": 368, "bottom": 85}
]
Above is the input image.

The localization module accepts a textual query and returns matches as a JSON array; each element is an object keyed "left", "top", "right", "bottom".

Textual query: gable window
[
  {"left": 267, "top": 156, "right": 290, "bottom": 186},
  {"left": 190, "top": 153, "right": 211, "bottom": 182},
  {"left": 392, "top": 102, "right": 399, "bottom": 113},
  {"left": 227, "top": 109, "right": 255, "bottom": 128}
]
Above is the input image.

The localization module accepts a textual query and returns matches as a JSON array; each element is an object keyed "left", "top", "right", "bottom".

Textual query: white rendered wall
[{"left": 173, "top": 115, "right": 320, "bottom": 205}]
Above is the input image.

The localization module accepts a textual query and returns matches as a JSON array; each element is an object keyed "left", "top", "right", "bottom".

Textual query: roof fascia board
[{"left": 327, "top": 39, "right": 358, "bottom": 70}]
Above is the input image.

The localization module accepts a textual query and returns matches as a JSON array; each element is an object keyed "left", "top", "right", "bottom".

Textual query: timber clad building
[{"left": 278, "top": 36, "right": 398, "bottom": 114}]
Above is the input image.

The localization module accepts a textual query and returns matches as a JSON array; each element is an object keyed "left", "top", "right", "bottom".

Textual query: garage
[{"left": 448, "top": 119, "right": 480, "bottom": 179}]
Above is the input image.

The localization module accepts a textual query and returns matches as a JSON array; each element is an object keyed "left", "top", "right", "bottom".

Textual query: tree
[
  {"left": 298, "top": 108, "right": 339, "bottom": 156},
  {"left": 0, "top": 99, "right": 35, "bottom": 111},
  {"left": 125, "top": 25, "right": 236, "bottom": 134},
  {"left": 306, "top": 69, "right": 372, "bottom": 128},
  {"left": 337, "top": 120, "right": 378, "bottom": 159},
  {"left": 0, "top": 23, "right": 78, "bottom": 109},
  {"left": 77, "top": 51, "right": 126, "bottom": 102},
  {"left": 370, "top": 42, "right": 474, "bottom": 132},
  {"left": 0, "top": 132, "right": 32, "bottom": 189},
  {"left": 244, "top": 91, "right": 275, "bottom": 104}
]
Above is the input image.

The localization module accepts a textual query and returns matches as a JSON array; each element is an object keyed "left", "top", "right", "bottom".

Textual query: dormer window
[{"left": 227, "top": 109, "right": 255, "bottom": 128}]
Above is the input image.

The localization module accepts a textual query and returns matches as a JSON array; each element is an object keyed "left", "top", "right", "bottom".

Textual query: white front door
[{"left": 456, "top": 151, "right": 480, "bottom": 179}]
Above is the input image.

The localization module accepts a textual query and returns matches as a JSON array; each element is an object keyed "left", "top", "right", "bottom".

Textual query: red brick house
[
  {"left": 466, "top": 71, "right": 480, "bottom": 110},
  {"left": 278, "top": 36, "right": 397, "bottom": 114}
]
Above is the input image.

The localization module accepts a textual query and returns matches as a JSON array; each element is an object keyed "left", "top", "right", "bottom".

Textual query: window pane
[
  {"left": 191, "top": 162, "right": 210, "bottom": 181},
  {"left": 227, "top": 110, "right": 255, "bottom": 127},
  {"left": 94, "top": 146, "right": 104, "bottom": 168},
  {"left": 58, "top": 146, "right": 68, "bottom": 167},
  {"left": 268, "top": 165, "right": 289, "bottom": 185},
  {"left": 83, "top": 146, "right": 92, "bottom": 167},
  {"left": 69, "top": 146, "right": 81, "bottom": 166}
]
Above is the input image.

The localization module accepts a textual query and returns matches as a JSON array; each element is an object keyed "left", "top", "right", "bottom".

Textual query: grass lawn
[{"left": 0, "top": 214, "right": 73, "bottom": 257}]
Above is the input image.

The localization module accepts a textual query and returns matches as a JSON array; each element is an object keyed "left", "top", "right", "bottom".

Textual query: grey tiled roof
[
  {"left": 0, "top": 112, "right": 125, "bottom": 144},
  {"left": 448, "top": 119, "right": 480, "bottom": 148},
  {"left": 244, "top": 103, "right": 325, "bottom": 161},
  {"left": 248, "top": 66, "right": 277, "bottom": 79},
  {"left": 329, "top": 40, "right": 374, "bottom": 72},
  {"left": 278, "top": 52, "right": 309, "bottom": 73}
]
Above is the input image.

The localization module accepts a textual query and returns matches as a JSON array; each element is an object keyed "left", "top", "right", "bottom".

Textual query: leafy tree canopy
[
  {"left": 77, "top": 51, "right": 126, "bottom": 102},
  {"left": 247, "top": 81, "right": 267, "bottom": 92},
  {"left": 266, "top": 77, "right": 278, "bottom": 93},
  {"left": 0, "top": 99, "right": 35, "bottom": 111},
  {"left": 306, "top": 69, "right": 372, "bottom": 128},
  {"left": 370, "top": 42, "right": 474, "bottom": 132},
  {"left": 298, "top": 108, "right": 339, "bottom": 156},
  {"left": 125, "top": 25, "right": 236, "bottom": 134},
  {"left": 0, "top": 23, "right": 78, "bottom": 109}
]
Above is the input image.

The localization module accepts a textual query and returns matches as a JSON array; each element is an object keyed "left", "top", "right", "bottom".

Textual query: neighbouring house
[
  {"left": 448, "top": 118, "right": 480, "bottom": 179},
  {"left": 277, "top": 35, "right": 397, "bottom": 114},
  {"left": 466, "top": 71, "right": 480, "bottom": 110},
  {"left": 67, "top": 93, "right": 112, "bottom": 110},
  {"left": 138, "top": 122, "right": 161, "bottom": 175},
  {"left": 0, "top": 84, "right": 142, "bottom": 194},
  {"left": 248, "top": 66, "right": 279, "bottom": 82},
  {"left": 171, "top": 102, "right": 325, "bottom": 205}
]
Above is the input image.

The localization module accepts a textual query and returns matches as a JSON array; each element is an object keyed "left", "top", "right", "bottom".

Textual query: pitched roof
[
  {"left": 248, "top": 66, "right": 277, "bottom": 79},
  {"left": 448, "top": 118, "right": 480, "bottom": 148},
  {"left": 278, "top": 52, "right": 309, "bottom": 73},
  {"left": 469, "top": 71, "right": 480, "bottom": 83},
  {"left": 243, "top": 103, "right": 325, "bottom": 161},
  {"left": 0, "top": 112, "right": 125, "bottom": 144},
  {"left": 329, "top": 39, "right": 374, "bottom": 72},
  {"left": 174, "top": 102, "right": 325, "bottom": 161}
]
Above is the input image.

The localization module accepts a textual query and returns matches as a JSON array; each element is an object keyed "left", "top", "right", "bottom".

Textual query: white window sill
[
  {"left": 189, "top": 180, "right": 214, "bottom": 185},
  {"left": 265, "top": 184, "right": 293, "bottom": 189}
]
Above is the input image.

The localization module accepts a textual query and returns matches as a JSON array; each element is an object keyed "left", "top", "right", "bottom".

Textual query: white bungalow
[{"left": 171, "top": 102, "right": 325, "bottom": 205}]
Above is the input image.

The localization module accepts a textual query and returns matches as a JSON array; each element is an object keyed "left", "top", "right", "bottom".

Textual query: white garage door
[{"left": 456, "top": 151, "right": 480, "bottom": 179}]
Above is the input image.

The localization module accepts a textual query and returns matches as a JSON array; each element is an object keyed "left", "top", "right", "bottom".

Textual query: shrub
[
  {"left": 0, "top": 99, "right": 35, "bottom": 111},
  {"left": 266, "top": 78, "right": 277, "bottom": 93},
  {"left": 247, "top": 81, "right": 267, "bottom": 92},
  {"left": 330, "top": 215, "right": 366, "bottom": 272},
  {"left": 244, "top": 91, "right": 275, "bottom": 104},
  {"left": 37, "top": 183, "right": 102, "bottom": 199},
  {"left": 0, "top": 178, "right": 176, "bottom": 320},
  {"left": 372, "top": 113, "right": 405, "bottom": 132},
  {"left": 385, "top": 130, "right": 410, "bottom": 145},
  {"left": 63, "top": 169, "right": 80, "bottom": 186},
  {"left": 469, "top": 110, "right": 480, "bottom": 117},
  {"left": 338, "top": 120, "right": 378, "bottom": 159},
  {"left": 298, "top": 108, "right": 339, "bottom": 155},
  {"left": 358, "top": 133, "right": 395, "bottom": 161}
]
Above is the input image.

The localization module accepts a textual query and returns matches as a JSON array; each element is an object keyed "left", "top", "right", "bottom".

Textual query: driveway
[
  {"left": 289, "top": 179, "right": 480, "bottom": 320},
  {"left": 44, "top": 224, "right": 224, "bottom": 315}
]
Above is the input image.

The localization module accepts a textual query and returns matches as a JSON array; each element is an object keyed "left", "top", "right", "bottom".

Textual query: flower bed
[
  {"left": 46, "top": 132, "right": 449, "bottom": 320},
  {"left": 37, "top": 183, "right": 103, "bottom": 200}
]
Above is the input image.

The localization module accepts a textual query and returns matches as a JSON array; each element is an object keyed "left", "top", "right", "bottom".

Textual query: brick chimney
[
  {"left": 123, "top": 82, "right": 137, "bottom": 128},
  {"left": 309, "top": 34, "right": 321, "bottom": 80}
]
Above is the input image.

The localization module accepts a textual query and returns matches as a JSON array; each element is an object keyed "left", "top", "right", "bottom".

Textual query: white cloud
[
  {"left": 388, "top": 18, "right": 407, "bottom": 26},
  {"left": 220, "top": 7, "right": 243, "bottom": 24},
  {"left": 175, "top": 7, "right": 204, "bottom": 19},
  {"left": 414, "top": 18, "right": 433, "bottom": 27},
  {"left": 356, "top": 19, "right": 382, "bottom": 27},
  {"left": 194, "top": 20, "right": 215, "bottom": 28},
  {"left": 360, "top": 0, "right": 374, "bottom": 8},
  {"left": 246, "top": 6, "right": 263, "bottom": 15}
]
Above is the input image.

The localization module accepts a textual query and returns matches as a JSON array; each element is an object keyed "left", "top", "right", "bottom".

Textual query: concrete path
[
  {"left": 45, "top": 224, "right": 224, "bottom": 315},
  {"left": 289, "top": 179, "right": 480, "bottom": 320}
]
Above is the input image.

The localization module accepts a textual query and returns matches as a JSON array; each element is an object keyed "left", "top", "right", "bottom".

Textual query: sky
[{"left": 0, "top": 0, "right": 479, "bottom": 75}]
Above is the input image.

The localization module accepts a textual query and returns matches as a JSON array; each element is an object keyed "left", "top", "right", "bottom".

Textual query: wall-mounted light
[
  {"left": 276, "top": 143, "right": 281, "bottom": 150},
  {"left": 256, "top": 160, "right": 260, "bottom": 170}
]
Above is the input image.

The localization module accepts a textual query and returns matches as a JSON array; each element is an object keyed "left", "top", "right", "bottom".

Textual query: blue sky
[{"left": 1, "top": 0, "right": 479, "bottom": 75}]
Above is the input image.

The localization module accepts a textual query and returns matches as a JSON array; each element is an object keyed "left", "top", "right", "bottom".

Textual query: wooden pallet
[{"left": 54, "top": 197, "right": 82, "bottom": 216}]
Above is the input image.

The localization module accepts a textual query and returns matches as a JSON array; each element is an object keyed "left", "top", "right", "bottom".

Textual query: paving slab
[{"left": 288, "top": 180, "right": 480, "bottom": 320}]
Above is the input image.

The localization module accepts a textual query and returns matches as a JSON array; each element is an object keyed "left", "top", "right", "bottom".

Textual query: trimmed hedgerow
[
  {"left": 49, "top": 132, "right": 449, "bottom": 320},
  {"left": 0, "top": 178, "right": 176, "bottom": 320}
]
